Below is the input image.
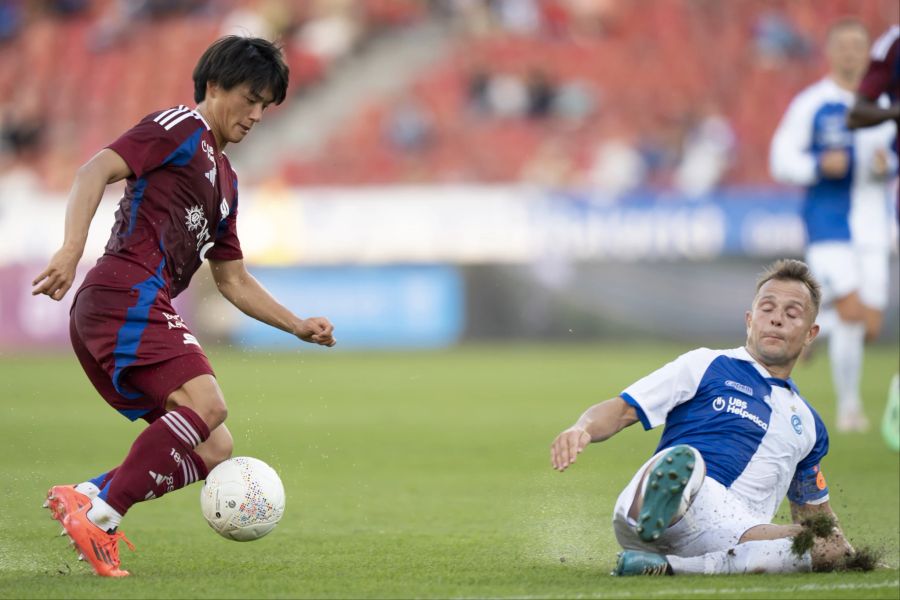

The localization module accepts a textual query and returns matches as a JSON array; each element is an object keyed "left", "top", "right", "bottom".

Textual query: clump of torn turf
[
  {"left": 791, "top": 513, "right": 837, "bottom": 557},
  {"left": 842, "top": 546, "right": 881, "bottom": 572}
]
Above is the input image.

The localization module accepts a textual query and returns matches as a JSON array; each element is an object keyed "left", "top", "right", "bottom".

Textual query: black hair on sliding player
[{"left": 193, "top": 36, "right": 289, "bottom": 105}]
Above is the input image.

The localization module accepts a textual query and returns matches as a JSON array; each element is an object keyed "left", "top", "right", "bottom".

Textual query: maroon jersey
[
  {"left": 858, "top": 25, "right": 900, "bottom": 153},
  {"left": 81, "top": 105, "right": 243, "bottom": 298}
]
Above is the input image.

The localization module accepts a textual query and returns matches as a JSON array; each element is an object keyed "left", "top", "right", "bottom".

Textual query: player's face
[
  {"left": 826, "top": 27, "right": 869, "bottom": 82},
  {"left": 208, "top": 82, "right": 274, "bottom": 146},
  {"left": 745, "top": 279, "right": 819, "bottom": 372}
]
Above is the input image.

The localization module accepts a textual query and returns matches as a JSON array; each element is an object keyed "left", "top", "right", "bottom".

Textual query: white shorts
[
  {"left": 806, "top": 242, "right": 890, "bottom": 310},
  {"left": 613, "top": 449, "right": 770, "bottom": 557}
]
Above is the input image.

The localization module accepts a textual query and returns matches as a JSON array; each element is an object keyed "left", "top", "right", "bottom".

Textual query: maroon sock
[{"left": 101, "top": 407, "right": 210, "bottom": 515}]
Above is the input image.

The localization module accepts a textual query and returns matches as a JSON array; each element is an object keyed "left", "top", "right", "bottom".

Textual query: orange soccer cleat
[
  {"left": 44, "top": 485, "right": 92, "bottom": 524},
  {"left": 60, "top": 504, "right": 135, "bottom": 577}
]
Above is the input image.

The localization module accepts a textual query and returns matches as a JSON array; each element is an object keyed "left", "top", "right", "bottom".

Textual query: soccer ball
[{"left": 200, "top": 456, "right": 285, "bottom": 541}]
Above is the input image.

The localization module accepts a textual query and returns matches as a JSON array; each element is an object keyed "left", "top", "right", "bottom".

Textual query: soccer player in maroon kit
[
  {"left": 848, "top": 24, "right": 900, "bottom": 137},
  {"left": 31, "top": 36, "right": 336, "bottom": 577}
]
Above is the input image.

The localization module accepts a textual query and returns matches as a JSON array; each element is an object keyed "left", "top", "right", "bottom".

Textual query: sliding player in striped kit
[
  {"left": 32, "top": 36, "right": 336, "bottom": 577},
  {"left": 551, "top": 260, "right": 854, "bottom": 576}
]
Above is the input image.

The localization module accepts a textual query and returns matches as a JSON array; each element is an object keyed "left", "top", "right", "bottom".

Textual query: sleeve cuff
[{"left": 621, "top": 392, "right": 653, "bottom": 430}]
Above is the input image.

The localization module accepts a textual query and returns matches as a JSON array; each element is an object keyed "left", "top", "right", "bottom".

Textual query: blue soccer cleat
[
  {"left": 636, "top": 445, "right": 696, "bottom": 542},
  {"left": 613, "top": 550, "right": 673, "bottom": 576}
]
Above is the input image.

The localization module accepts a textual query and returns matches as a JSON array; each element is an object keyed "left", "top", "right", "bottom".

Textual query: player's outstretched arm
[
  {"left": 550, "top": 396, "right": 638, "bottom": 472},
  {"left": 209, "top": 258, "right": 335, "bottom": 347},
  {"left": 32, "top": 149, "right": 132, "bottom": 301},
  {"left": 847, "top": 95, "right": 900, "bottom": 129}
]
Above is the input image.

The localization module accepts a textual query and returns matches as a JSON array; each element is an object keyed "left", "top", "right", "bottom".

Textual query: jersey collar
[{"left": 733, "top": 346, "right": 800, "bottom": 394}]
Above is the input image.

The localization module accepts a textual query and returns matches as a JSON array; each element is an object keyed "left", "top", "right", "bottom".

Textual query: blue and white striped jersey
[
  {"left": 770, "top": 77, "right": 897, "bottom": 249},
  {"left": 621, "top": 347, "right": 829, "bottom": 521}
]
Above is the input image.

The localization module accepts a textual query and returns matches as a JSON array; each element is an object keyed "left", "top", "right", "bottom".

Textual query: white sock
[
  {"left": 829, "top": 318, "right": 865, "bottom": 417},
  {"left": 667, "top": 539, "right": 812, "bottom": 575},
  {"left": 74, "top": 481, "right": 100, "bottom": 498},
  {"left": 86, "top": 496, "right": 123, "bottom": 533}
]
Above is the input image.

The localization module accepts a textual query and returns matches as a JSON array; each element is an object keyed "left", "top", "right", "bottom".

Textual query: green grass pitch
[{"left": 1, "top": 343, "right": 898, "bottom": 599}]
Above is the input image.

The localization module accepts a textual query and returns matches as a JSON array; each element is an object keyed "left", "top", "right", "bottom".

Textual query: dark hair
[
  {"left": 193, "top": 36, "right": 289, "bottom": 104},
  {"left": 755, "top": 259, "right": 822, "bottom": 315}
]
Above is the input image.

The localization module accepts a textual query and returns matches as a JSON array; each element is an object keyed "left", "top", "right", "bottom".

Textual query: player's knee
[
  {"left": 202, "top": 400, "right": 228, "bottom": 430},
  {"left": 168, "top": 376, "right": 229, "bottom": 429}
]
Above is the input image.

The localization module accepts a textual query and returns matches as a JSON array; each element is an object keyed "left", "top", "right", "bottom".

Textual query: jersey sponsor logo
[
  {"left": 791, "top": 414, "right": 803, "bottom": 435},
  {"left": 725, "top": 380, "right": 753, "bottom": 396},
  {"left": 712, "top": 396, "right": 726, "bottom": 411},
  {"left": 815, "top": 108, "right": 851, "bottom": 149},
  {"left": 183, "top": 333, "right": 201, "bottom": 347},
  {"left": 163, "top": 312, "right": 187, "bottom": 330},
  {"left": 220, "top": 197, "right": 230, "bottom": 219},
  {"left": 185, "top": 206, "right": 211, "bottom": 252},
  {"left": 202, "top": 140, "right": 216, "bottom": 187},
  {"left": 721, "top": 396, "right": 768, "bottom": 431}
]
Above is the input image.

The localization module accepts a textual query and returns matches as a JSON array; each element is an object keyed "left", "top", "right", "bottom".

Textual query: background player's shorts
[
  {"left": 70, "top": 284, "right": 215, "bottom": 423},
  {"left": 806, "top": 241, "right": 890, "bottom": 309},
  {"left": 613, "top": 448, "right": 770, "bottom": 557}
]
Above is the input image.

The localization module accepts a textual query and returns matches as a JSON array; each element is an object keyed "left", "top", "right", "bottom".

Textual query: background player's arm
[
  {"left": 770, "top": 96, "right": 849, "bottom": 183},
  {"left": 31, "top": 149, "right": 132, "bottom": 301},
  {"left": 550, "top": 397, "right": 638, "bottom": 472},
  {"left": 208, "top": 258, "right": 335, "bottom": 347},
  {"left": 847, "top": 94, "right": 900, "bottom": 129}
]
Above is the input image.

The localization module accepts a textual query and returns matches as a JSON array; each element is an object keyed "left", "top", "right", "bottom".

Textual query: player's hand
[
  {"left": 819, "top": 149, "right": 850, "bottom": 179},
  {"left": 550, "top": 426, "right": 591, "bottom": 472},
  {"left": 31, "top": 247, "right": 80, "bottom": 301},
  {"left": 871, "top": 148, "right": 889, "bottom": 178},
  {"left": 294, "top": 317, "right": 336, "bottom": 347}
]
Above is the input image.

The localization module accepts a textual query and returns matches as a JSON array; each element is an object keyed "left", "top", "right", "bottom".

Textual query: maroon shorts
[{"left": 70, "top": 284, "right": 214, "bottom": 423}]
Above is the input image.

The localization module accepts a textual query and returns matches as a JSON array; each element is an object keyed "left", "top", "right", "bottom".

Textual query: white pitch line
[{"left": 453, "top": 579, "right": 900, "bottom": 600}]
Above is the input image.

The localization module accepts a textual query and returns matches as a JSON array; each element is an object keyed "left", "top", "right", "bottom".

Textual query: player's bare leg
[
  {"left": 166, "top": 374, "right": 229, "bottom": 431},
  {"left": 194, "top": 423, "right": 234, "bottom": 471}
]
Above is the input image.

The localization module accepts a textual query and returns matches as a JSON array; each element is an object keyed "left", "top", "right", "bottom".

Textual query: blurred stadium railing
[{"left": 1, "top": 0, "right": 897, "bottom": 350}]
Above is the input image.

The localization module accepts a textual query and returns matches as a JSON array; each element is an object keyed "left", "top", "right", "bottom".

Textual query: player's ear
[
  {"left": 805, "top": 322, "right": 820, "bottom": 346},
  {"left": 745, "top": 309, "right": 752, "bottom": 332}
]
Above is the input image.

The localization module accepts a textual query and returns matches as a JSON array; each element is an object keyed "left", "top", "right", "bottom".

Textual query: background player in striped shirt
[
  {"left": 550, "top": 259, "right": 853, "bottom": 576},
  {"left": 769, "top": 19, "right": 897, "bottom": 433},
  {"left": 32, "top": 36, "right": 336, "bottom": 577}
]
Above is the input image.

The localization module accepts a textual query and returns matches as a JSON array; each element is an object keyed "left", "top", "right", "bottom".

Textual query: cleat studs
[
  {"left": 77, "top": 553, "right": 85, "bottom": 561},
  {"left": 671, "top": 485, "right": 682, "bottom": 493},
  {"left": 42, "top": 500, "right": 49, "bottom": 508},
  {"left": 650, "top": 481, "right": 659, "bottom": 489},
  {"left": 656, "top": 518, "right": 664, "bottom": 528},
  {"left": 636, "top": 526, "right": 644, "bottom": 533},
  {"left": 687, "top": 462, "right": 695, "bottom": 470},
  {"left": 655, "top": 470, "right": 663, "bottom": 478},
  {"left": 665, "top": 457, "right": 673, "bottom": 464},
  {"left": 652, "top": 533, "right": 660, "bottom": 540},
  {"left": 59, "top": 529, "right": 67, "bottom": 536},
  {"left": 681, "top": 478, "right": 688, "bottom": 485}
]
